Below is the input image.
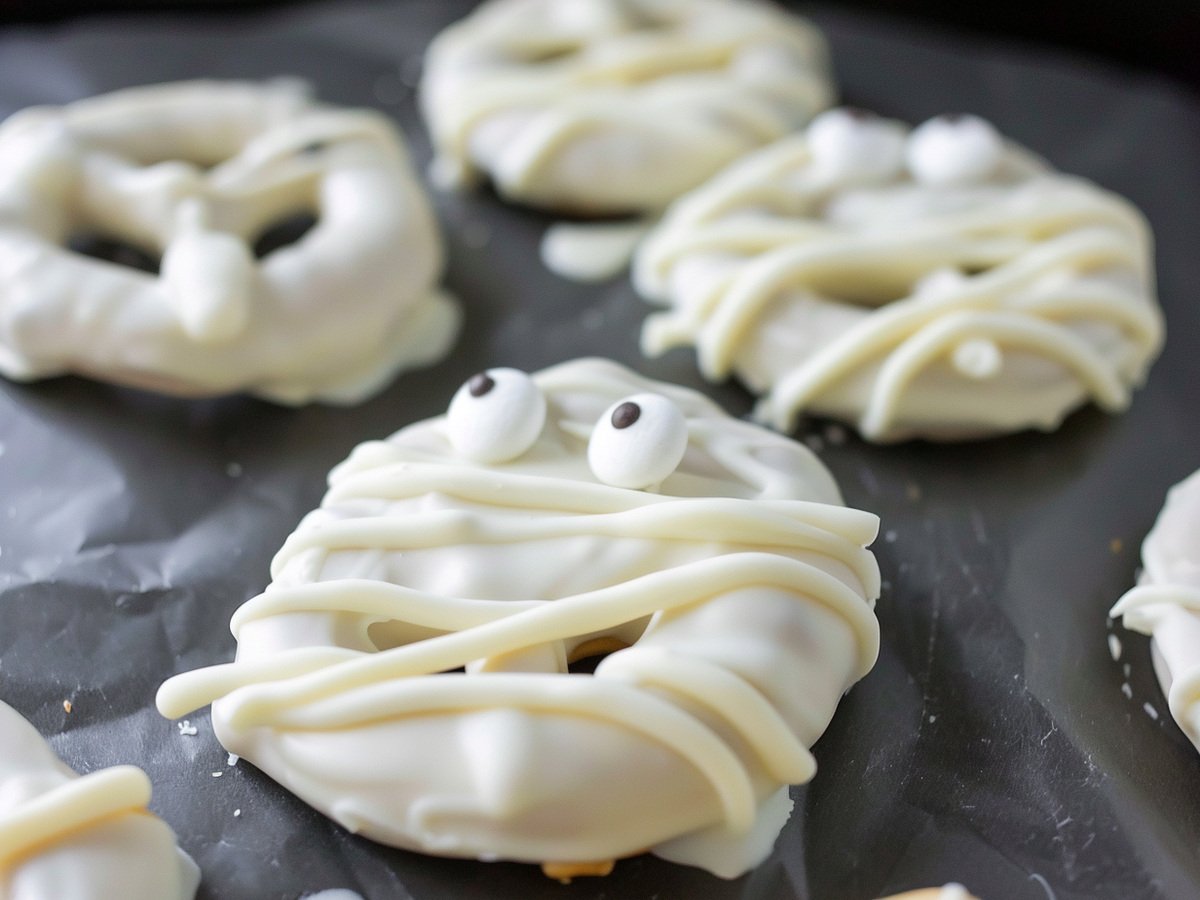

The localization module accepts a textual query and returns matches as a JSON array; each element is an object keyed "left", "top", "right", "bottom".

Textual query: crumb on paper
[
  {"left": 884, "top": 529, "right": 897, "bottom": 543},
  {"left": 228, "top": 753, "right": 240, "bottom": 767},
  {"left": 178, "top": 720, "right": 198, "bottom": 736},
  {"left": 62, "top": 700, "right": 71, "bottom": 713},
  {"left": 1121, "top": 682, "right": 1133, "bottom": 699},
  {"left": 1108, "top": 634, "right": 1122, "bottom": 661},
  {"left": 1110, "top": 538, "right": 1123, "bottom": 553},
  {"left": 928, "top": 715, "right": 936, "bottom": 724},
  {"left": 234, "top": 809, "right": 242, "bottom": 818},
  {"left": 212, "top": 771, "right": 224, "bottom": 777},
  {"left": 1144, "top": 702, "right": 1159, "bottom": 720}
]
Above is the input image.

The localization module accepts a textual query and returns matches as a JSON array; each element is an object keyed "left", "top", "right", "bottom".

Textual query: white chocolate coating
[
  {"left": 635, "top": 109, "right": 1161, "bottom": 442},
  {"left": 0, "top": 701, "right": 199, "bottom": 900},
  {"left": 157, "top": 358, "right": 879, "bottom": 878},
  {"left": 0, "top": 79, "right": 459, "bottom": 404},
  {"left": 1112, "top": 468, "right": 1200, "bottom": 752},
  {"left": 420, "top": 0, "right": 835, "bottom": 213}
]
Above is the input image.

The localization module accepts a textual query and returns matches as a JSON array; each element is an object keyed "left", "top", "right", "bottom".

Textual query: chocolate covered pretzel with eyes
[
  {"left": 158, "top": 358, "right": 880, "bottom": 879},
  {"left": 636, "top": 107, "right": 1161, "bottom": 441}
]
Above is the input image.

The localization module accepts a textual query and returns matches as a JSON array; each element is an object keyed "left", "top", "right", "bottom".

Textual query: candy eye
[
  {"left": 447, "top": 367, "right": 546, "bottom": 463},
  {"left": 806, "top": 107, "right": 906, "bottom": 182},
  {"left": 905, "top": 114, "right": 1003, "bottom": 187},
  {"left": 587, "top": 392, "right": 689, "bottom": 489}
]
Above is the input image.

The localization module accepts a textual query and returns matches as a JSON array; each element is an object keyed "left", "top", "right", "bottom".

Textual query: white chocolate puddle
[
  {"left": 0, "top": 79, "right": 458, "bottom": 404},
  {"left": 1112, "top": 468, "right": 1200, "bottom": 752},
  {"left": 0, "top": 701, "right": 199, "bottom": 900},
  {"left": 540, "top": 220, "right": 651, "bottom": 282},
  {"left": 157, "top": 358, "right": 879, "bottom": 878},
  {"left": 421, "top": 0, "right": 835, "bottom": 214},
  {"left": 635, "top": 108, "right": 1161, "bottom": 442}
]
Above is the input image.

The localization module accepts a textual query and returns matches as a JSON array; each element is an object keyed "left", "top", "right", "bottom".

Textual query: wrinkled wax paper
[{"left": 0, "top": 2, "right": 1199, "bottom": 899}]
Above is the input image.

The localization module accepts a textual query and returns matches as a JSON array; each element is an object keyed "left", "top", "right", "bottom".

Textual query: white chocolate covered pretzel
[
  {"left": 157, "top": 358, "right": 879, "bottom": 879},
  {"left": 0, "top": 79, "right": 458, "bottom": 404},
  {"left": 1112, "top": 468, "right": 1200, "bottom": 753},
  {"left": 420, "top": 0, "right": 834, "bottom": 213},
  {"left": 636, "top": 108, "right": 1161, "bottom": 441},
  {"left": 0, "top": 700, "right": 199, "bottom": 900}
]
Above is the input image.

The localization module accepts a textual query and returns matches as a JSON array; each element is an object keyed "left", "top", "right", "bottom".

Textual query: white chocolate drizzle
[
  {"left": 0, "top": 766, "right": 151, "bottom": 871},
  {"left": 156, "top": 358, "right": 878, "bottom": 873},
  {"left": 421, "top": 0, "right": 835, "bottom": 213},
  {"left": 635, "top": 110, "right": 1161, "bottom": 441}
]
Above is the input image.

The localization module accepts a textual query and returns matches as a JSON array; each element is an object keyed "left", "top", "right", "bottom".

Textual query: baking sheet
[{"left": 1, "top": 2, "right": 1199, "bottom": 898}]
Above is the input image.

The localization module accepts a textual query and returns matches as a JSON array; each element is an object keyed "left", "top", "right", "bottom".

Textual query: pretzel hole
[
  {"left": 567, "top": 636, "right": 630, "bottom": 674},
  {"left": 252, "top": 211, "right": 318, "bottom": 259},
  {"left": 67, "top": 234, "right": 160, "bottom": 274}
]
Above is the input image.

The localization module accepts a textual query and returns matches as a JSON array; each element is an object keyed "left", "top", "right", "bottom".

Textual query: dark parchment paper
[{"left": 0, "top": 2, "right": 1199, "bottom": 898}]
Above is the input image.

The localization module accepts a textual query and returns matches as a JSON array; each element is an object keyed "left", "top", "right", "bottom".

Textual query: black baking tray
[{"left": 1, "top": 2, "right": 1199, "bottom": 898}]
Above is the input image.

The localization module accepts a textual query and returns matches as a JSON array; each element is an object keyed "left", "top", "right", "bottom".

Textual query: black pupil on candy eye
[
  {"left": 468, "top": 373, "right": 495, "bottom": 397},
  {"left": 611, "top": 402, "right": 641, "bottom": 430}
]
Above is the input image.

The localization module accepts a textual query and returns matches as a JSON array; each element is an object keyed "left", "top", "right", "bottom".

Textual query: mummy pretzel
[
  {"left": 0, "top": 700, "right": 199, "bottom": 900},
  {"left": 0, "top": 79, "right": 459, "bottom": 404},
  {"left": 157, "top": 358, "right": 880, "bottom": 879},
  {"left": 635, "top": 107, "right": 1162, "bottom": 442},
  {"left": 1112, "top": 468, "right": 1200, "bottom": 753},
  {"left": 420, "top": 0, "right": 834, "bottom": 214}
]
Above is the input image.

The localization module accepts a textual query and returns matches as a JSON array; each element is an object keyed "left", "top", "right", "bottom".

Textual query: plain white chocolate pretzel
[
  {"left": 0, "top": 79, "right": 458, "bottom": 404},
  {"left": 158, "top": 358, "right": 879, "bottom": 878}
]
